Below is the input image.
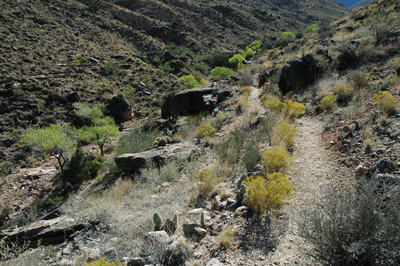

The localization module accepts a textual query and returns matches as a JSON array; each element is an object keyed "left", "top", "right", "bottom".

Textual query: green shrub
[
  {"left": 306, "top": 21, "right": 321, "bottom": 34},
  {"left": 320, "top": 95, "right": 337, "bottom": 111},
  {"left": 228, "top": 54, "right": 245, "bottom": 69},
  {"left": 334, "top": 82, "right": 353, "bottom": 102},
  {"left": 272, "top": 121, "right": 297, "bottom": 150},
  {"left": 373, "top": 91, "right": 399, "bottom": 113},
  {"left": 117, "top": 127, "right": 159, "bottom": 155},
  {"left": 297, "top": 179, "right": 400, "bottom": 265},
  {"left": 177, "top": 74, "right": 206, "bottom": 89},
  {"left": 242, "top": 47, "right": 255, "bottom": 59},
  {"left": 281, "top": 32, "right": 295, "bottom": 42},
  {"left": 244, "top": 173, "right": 293, "bottom": 215},
  {"left": 61, "top": 148, "right": 91, "bottom": 186},
  {"left": 238, "top": 69, "right": 254, "bottom": 87},
  {"left": 103, "top": 62, "right": 118, "bottom": 72},
  {"left": 0, "top": 160, "right": 12, "bottom": 177},
  {"left": 210, "top": 67, "right": 233, "bottom": 79},
  {"left": 261, "top": 146, "right": 295, "bottom": 174}
]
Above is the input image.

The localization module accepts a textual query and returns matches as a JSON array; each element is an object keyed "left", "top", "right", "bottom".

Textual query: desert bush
[
  {"left": 0, "top": 160, "right": 12, "bottom": 177},
  {"left": 210, "top": 67, "right": 233, "bottom": 79},
  {"left": 261, "top": 93, "right": 281, "bottom": 109},
  {"left": 320, "top": 95, "right": 337, "bottom": 111},
  {"left": 297, "top": 179, "right": 400, "bottom": 265},
  {"left": 272, "top": 121, "right": 297, "bottom": 150},
  {"left": 269, "top": 99, "right": 305, "bottom": 118},
  {"left": 334, "top": 82, "right": 354, "bottom": 102},
  {"left": 243, "top": 139, "right": 261, "bottom": 172},
  {"left": 116, "top": 126, "right": 159, "bottom": 155},
  {"left": 196, "top": 122, "right": 216, "bottom": 138},
  {"left": 209, "top": 112, "right": 233, "bottom": 129},
  {"left": 373, "top": 91, "right": 399, "bottom": 113},
  {"left": 352, "top": 71, "right": 371, "bottom": 90},
  {"left": 242, "top": 47, "right": 255, "bottom": 59},
  {"left": 61, "top": 148, "right": 93, "bottom": 186},
  {"left": 361, "top": 123, "right": 376, "bottom": 152},
  {"left": 239, "top": 85, "right": 252, "bottom": 95},
  {"left": 85, "top": 257, "right": 124, "bottom": 266},
  {"left": 261, "top": 146, "right": 295, "bottom": 174},
  {"left": 281, "top": 32, "right": 295, "bottom": 42},
  {"left": 238, "top": 69, "right": 254, "bottom": 87},
  {"left": 74, "top": 102, "right": 103, "bottom": 121},
  {"left": 102, "top": 62, "right": 118, "bottom": 72},
  {"left": 216, "top": 128, "right": 246, "bottom": 166},
  {"left": 218, "top": 226, "right": 235, "bottom": 248},
  {"left": 196, "top": 168, "right": 223, "bottom": 197},
  {"left": 206, "top": 51, "right": 235, "bottom": 69},
  {"left": 244, "top": 173, "right": 293, "bottom": 215}
]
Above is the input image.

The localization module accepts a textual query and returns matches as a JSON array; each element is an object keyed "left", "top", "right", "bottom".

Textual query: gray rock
[
  {"left": 367, "top": 157, "right": 397, "bottom": 178},
  {"left": 206, "top": 258, "right": 224, "bottom": 266},
  {"left": 67, "top": 91, "right": 81, "bottom": 102},
  {"left": 217, "top": 88, "right": 232, "bottom": 102},
  {"left": 124, "top": 257, "right": 146, "bottom": 266},
  {"left": 278, "top": 53, "right": 321, "bottom": 95},
  {"left": 0, "top": 216, "right": 87, "bottom": 248},
  {"left": 115, "top": 141, "right": 195, "bottom": 174},
  {"left": 101, "top": 248, "right": 118, "bottom": 262},
  {"left": 143, "top": 231, "right": 172, "bottom": 247},
  {"left": 182, "top": 222, "right": 199, "bottom": 236}
]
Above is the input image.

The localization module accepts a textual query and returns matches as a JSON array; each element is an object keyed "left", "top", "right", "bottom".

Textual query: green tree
[
  {"left": 228, "top": 54, "right": 245, "bottom": 69},
  {"left": 306, "top": 21, "right": 321, "bottom": 34},
  {"left": 79, "top": 117, "right": 120, "bottom": 156},
  {"left": 249, "top": 40, "right": 262, "bottom": 52},
  {"left": 21, "top": 124, "right": 76, "bottom": 172}
]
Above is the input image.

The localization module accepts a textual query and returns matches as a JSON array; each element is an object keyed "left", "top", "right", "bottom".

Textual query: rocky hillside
[
  {"left": 348, "top": 0, "right": 374, "bottom": 10},
  {"left": 4, "top": 0, "right": 400, "bottom": 265},
  {"left": 0, "top": 0, "right": 348, "bottom": 169}
]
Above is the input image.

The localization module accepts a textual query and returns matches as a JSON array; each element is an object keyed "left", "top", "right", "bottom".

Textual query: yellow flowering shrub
[
  {"left": 334, "top": 82, "right": 353, "bottom": 102},
  {"left": 244, "top": 173, "right": 293, "bottom": 215},
  {"left": 272, "top": 121, "right": 297, "bottom": 150},
  {"left": 263, "top": 98, "right": 305, "bottom": 118},
  {"left": 85, "top": 257, "right": 125, "bottom": 266},
  {"left": 239, "top": 86, "right": 252, "bottom": 96},
  {"left": 261, "top": 146, "right": 295, "bottom": 174},
  {"left": 196, "top": 168, "right": 223, "bottom": 197},
  {"left": 320, "top": 95, "right": 337, "bottom": 111},
  {"left": 261, "top": 93, "right": 280, "bottom": 109},
  {"left": 196, "top": 122, "right": 216, "bottom": 138},
  {"left": 373, "top": 91, "right": 399, "bottom": 113}
]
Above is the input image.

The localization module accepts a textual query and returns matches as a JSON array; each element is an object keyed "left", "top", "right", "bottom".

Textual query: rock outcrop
[
  {"left": 169, "top": 87, "right": 216, "bottom": 116},
  {"left": 278, "top": 53, "right": 321, "bottom": 95},
  {"left": 106, "top": 94, "right": 132, "bottom": 122},
  {"left": 115, "top": 141, "right": 196, "bottom": 174},
  {"left": 0, "top": 216, "right": 88, "bottom": 248}
]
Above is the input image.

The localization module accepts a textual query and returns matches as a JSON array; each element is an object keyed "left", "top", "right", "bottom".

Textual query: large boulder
[
  {"left": 337, "top": 43, "right": 359, "bottom": 71},
  {"left": 106, "top": 93, "right": 132, "bottom": 122},
  {"left": 115, "top": 141, "right": 196, "bottom": 174},
  {"left": 278, "top": 53, "right": 321, "bottom": 95},
  {"left": 169, "top": 87, "right": 216, "bottom": 116},
  {"left": 0, "top": 216, "right": 87, "bottom": 248}
]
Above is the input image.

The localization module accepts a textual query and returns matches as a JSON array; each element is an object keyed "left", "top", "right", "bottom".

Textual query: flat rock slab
[
  {"left": 115, "top": 141, "right": 196, "bottom": 174},
  {"left": 0, "top": 216, "right": 88, "bottom": 248}
]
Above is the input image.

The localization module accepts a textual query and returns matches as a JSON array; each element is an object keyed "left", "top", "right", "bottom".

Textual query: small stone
[{"left": 195, "top": 227, "right": 207, "bottom": 236}]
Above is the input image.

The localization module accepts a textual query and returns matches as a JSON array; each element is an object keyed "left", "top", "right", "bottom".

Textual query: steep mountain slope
[
  {"left": 348, "top": 0, "right": 374, "bottom": 10},
  {"left": 0, "top": 0, "right": 348, "bottom": 167}
]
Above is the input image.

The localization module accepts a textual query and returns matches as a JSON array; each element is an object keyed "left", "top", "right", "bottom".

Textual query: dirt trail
[{"left": 266, "top": 117, "right": 336, "bottom": 265}]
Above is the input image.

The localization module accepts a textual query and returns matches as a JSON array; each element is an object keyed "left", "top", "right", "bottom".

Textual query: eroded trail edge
[{"left": 267, "top": 117, "right": 336, "bottom": 266}]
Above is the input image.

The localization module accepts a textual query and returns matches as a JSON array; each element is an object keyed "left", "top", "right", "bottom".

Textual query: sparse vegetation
[
  {"left": 210, "top": 67, "right": 234, "bottom": 79},
  {"left": 272, "top": 121, "right": 297, "bottom": 150},
  {"left": 298, "top": 179, "right": 400, "bottom": 266}
]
